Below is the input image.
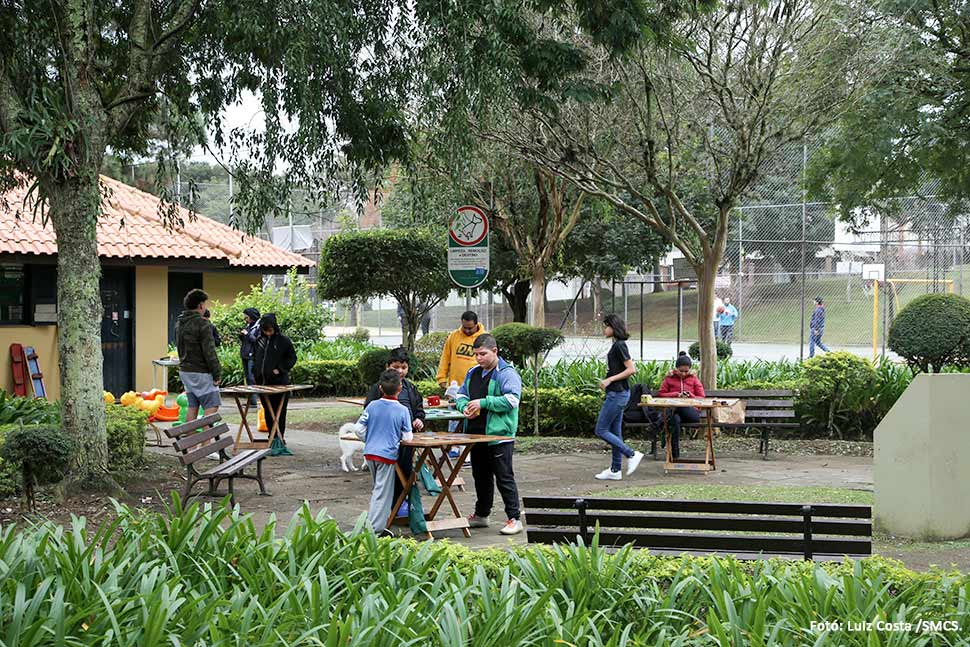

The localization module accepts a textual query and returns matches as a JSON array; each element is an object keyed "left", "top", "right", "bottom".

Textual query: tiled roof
[{"left": 0, "top": 176, "right": 314, "bottom": 270}]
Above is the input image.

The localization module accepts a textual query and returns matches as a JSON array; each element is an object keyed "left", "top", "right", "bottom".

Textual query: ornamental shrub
[
  {"left": 0, "top": 424, "right": 73, "bottom": 510},
  {"left": 290, "top": 360, "right": 365, "bottom": 396},
  {"left": 105, "top": 404, "right": 149, "bottom": 470},
  {"left": 491, "top": 323, "right": 564, "bottom": 368},
  {"left": 888, "top": 293, "right": 970, "bottom": 372},
  {"left": 0, "top": 392, "right": 59, "bottom": 426},
  {"left": 336, "top": 327, "right": 371, "bottom": 343},
  {"left": 799, "top": 352, "right": 877, "bottom": 440},
  {"left": 415, "top": 331, "right": 449, "bottom": 355},
  {"left": 688, "top": 340, "right": 733, "bottom": 361}
]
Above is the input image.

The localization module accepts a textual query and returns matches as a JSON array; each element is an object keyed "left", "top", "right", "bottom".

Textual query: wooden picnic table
[
  {"left": 222, "top": 384, "right": 313, "bottom": 450},
  {"left": 640, "top": 395, "right": 739, "bottom": 474},
  {"left": 389, "top": 432, "right": 514, "bottom": 539}
]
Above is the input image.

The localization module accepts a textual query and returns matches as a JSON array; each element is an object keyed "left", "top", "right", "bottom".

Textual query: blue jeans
[
  {"left": 595, "top": 390, "right": 634, "bottom": 472},
  {"left": 809, "top": 332, "right": 830, "bottom": 358}
]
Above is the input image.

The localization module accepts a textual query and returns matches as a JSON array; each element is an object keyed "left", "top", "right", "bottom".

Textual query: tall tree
[
  {"left": 0, "top": 0, "right": 650, "bottom": 484},
  {"left": 489, "top": 0, "right": 889, "bottom": 386}
]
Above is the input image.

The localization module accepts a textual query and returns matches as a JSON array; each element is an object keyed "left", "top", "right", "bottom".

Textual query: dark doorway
[
  {"left": 168, "top": 272, "right": 203, "bottom": 344},
  {"left": 100, "top": 268, "right": 134, "bottom": 395}
]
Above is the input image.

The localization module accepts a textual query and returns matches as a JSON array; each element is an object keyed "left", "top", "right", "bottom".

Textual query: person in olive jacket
[{"left": 253, "top": 313, "right": 298, "bottom": 448}]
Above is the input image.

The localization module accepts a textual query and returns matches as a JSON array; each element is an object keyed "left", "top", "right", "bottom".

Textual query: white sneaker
[
  {"left": 626, "top": 451, "right": 645, "bottom": 476},
  {"left": 467, "top": 514, "right": 490, "bottom": 528},
  {"left": 595, "top": 468, "right": 622, "bottom": 481},
  {"left": 207, "top": 452, "right": 220, "bottom": 461},
  {"left": 499, "top": 519, "right": 524, "bottom": 535}
]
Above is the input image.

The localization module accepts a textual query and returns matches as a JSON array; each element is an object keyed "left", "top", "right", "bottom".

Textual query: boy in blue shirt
[{"left": 355, "top": 370, "right": 413, "bottom": 536}]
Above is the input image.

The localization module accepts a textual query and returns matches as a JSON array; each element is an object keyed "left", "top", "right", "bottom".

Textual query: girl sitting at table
[
  {"left": 657, "top": 351, "right": 706, "bottom": 459},
  {"left": 364, "top": 347, "right": 425, "bottom": 515}
]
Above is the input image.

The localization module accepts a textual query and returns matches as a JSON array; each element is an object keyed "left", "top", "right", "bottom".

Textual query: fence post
[
  {"left": 799, "top": 143, "right": 808, "bottom": 362},
  {"left": 801, "top": 505, "right": 814, "bottom": 561},
  {"left": 640, "top": 281, "right": 644, "bottom": 359},
  {"left": 676, "top": 282, "right": 683, "bottom": 356},
  {"left": 575, "top": 498, "right": 589, "bottom": 545}
]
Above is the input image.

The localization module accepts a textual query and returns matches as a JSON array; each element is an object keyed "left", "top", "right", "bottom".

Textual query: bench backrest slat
[
  {"left": 173, "top": 423, "right": 230, "bottom": 452},
  {"left": 180, "top": 436, "right": 234, "bottom": 466},
  {"left": 706, "top": 389, "right": 795, "bottom": 398},
  {"left": 525, "top": 511, "right": 871, "bottom": 536},
  {"left": 166, "top": 413, "right": 224, "bottom": 439},
  {"left": 522, "top": 497, "right": 871, "bottom": 519}
]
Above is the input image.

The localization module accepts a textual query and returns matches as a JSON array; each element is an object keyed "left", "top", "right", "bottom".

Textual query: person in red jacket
[{"left": 658, "top": 352, "right": 706, "bottom": 459}]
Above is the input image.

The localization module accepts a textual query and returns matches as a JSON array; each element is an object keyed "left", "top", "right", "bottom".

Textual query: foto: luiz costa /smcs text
[{"left": 810, "top": 619, "right": 961, "bottom": 633}]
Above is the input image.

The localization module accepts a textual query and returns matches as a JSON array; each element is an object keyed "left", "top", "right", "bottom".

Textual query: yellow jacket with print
[{"left": 436, "top": 323, "right": 486, "bottom": 386}]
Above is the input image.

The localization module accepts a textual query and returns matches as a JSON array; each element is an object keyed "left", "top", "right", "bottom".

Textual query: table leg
[
  {"left": 386, "top": 448, "right": 426, "bottom": 536},
  {"left": 233, "top": 395, "right": 254, "bottom": 449},
  {"left": 706, "top": 413, "right": 716, "bottom": 470},
  {"left": 427, "top": 444, "right": 472, "bottom": 538},
  {"left": 435, "top": 446, "right": 465, "bottom": 491},
  {"left": 664, "top": 411, "right": 673, "bottom": 465},
  {"left": 265, "top": 392, "right": 286, "bottom": 448}
]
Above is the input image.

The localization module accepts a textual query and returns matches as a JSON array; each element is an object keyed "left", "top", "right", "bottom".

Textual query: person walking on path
[
  {"left": 437, "top": 310, "right": 486, "bottom": 440},
  {"left": 718, "top": 297, "right": 739, "bottom": 343},
  {"left": 237, "top": 308, "right": 261, "bottom": 406},
  {"left": 809, "top": 297, "right": 831, "bottom": 358},
  {"left": 658, "top": 352, "right": 706, "bottom": 460},
  {"left": 253, "top": 313, "right": 298, "bottom": 456},
  {"left": 356, "top": 370, "right": 413, "bottom": 537},
  {"left": 176, "top": 289, "right": 222, "bottom": 422},
  {"left": 593, "top": 314, "right": 645, "bottom": 481},
  {"left": 456, "top": 334, "right": 525, "bottom": 536}
]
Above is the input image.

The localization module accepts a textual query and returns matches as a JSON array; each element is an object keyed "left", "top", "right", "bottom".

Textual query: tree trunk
[
  {"left": 503, "top": 279, "right": 531, "bottom": 323},
  {"left": 653, "top": 260, "right": 664, "bottom": 292},
  {"left": 349, "top": 302, "right": 359, "bottom": 327},
  {"left": 47, "top": 176, "right": 110, "bottom": 485},
  {"left": 694, "top": 261, "right": 718, "bottom": 389},
  {"left": 529, "top": 268, "right": 546, "bottom": 327},
  {"left": 592, "top": 280, "right": 602, "bottom": 320},
  {"left": 401, "top": 302, "right": 419, "bottom": 351}
]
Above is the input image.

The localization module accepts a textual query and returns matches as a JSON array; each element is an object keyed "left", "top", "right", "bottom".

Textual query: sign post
[{"left": 448, "top": 206, "right": 490, "bottom": 294}]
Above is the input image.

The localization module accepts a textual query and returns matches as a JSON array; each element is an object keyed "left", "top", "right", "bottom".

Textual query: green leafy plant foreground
[{"left": 0, "top": 499, "right": 965, "bottom": 645}]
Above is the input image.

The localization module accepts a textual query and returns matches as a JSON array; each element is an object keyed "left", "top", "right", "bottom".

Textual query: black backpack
[{"left": 623, "top": 383, "right": 661, "bottom": 426}]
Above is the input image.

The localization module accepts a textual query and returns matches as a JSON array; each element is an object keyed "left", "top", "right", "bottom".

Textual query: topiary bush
[
  {"left": 105, "top": 404, "right": 148, "bottom": 471},
  {"left": 799, "top": 352, "right": 877, "bottom": 440},
  {"left": 888, "top": 293, "right": 970, "bottom": 373},
  {"left": 357, "top": 348, "right": 395, "bottom": 386},
  {"left": 491, "top": 323, "right": 564, "bottom": 368},
  {"left": 0, "top": 424, "right": 74, "bottom": 511},
  {"left": 688, "top": 340, "right": 733, "bottom": 361},
  {"left": 336, "top": 327, "right": 371, "bottom": 343},
  {"left": 291, "top": 360, "right": 366, "bottom": 396}
]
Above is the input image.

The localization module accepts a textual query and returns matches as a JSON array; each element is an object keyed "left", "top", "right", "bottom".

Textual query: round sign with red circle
[{"left": 449, "top": 206, "right": 489, "bottom": 246}]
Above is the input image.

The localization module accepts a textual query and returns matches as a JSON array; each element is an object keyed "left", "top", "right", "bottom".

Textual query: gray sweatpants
[{"left": 368, "top": 461, "right": 397, "bottom": 534}]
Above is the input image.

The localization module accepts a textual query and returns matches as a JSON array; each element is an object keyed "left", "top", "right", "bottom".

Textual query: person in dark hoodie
[
  {"left": 363, "top": 347, "right": 426, "bottom": 516},
  {"left": 253, "top": 313, "right": 298, "bottom": 455},
  {"left": 176, "top": 289, "right": 222, "bottom": 421},
  {"left": 202, "top": 310, "right": 222, "bottom": 347},
  {"left": 237, "top": 308, "right": 261, "bottom": 405}
]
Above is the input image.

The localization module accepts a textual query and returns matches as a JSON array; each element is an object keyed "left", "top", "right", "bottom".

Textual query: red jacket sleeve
[
  {"left": 690, "top": 376, "right": 706, "bottom": 398},
  {"left": 657, "top": 375, "right": 679, "bottom": 397}
]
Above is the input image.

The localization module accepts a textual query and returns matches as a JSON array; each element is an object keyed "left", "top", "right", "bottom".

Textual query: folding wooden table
[
  {"left": 388, "top": 432, "right": 514, "bottom": 538},
  {"left": 221, "top": 384, "right": 313, "bottom": 450},
  {"left": 640, "top": 395, "right": 738, "bottom": 474}
]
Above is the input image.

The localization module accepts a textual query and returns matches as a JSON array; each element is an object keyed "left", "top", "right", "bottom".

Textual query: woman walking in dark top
[
  {"left": 594, "top": 315, "right": 644, "bottom": 480},
  {"left": 253, "top": 313, "right": 298, "bottom": 456}
]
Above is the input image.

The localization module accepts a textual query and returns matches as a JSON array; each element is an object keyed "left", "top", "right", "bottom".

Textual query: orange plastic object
[
  {"left": 141, "top": 389, "right": 168, "bottom": 400},
  {"left": 258, "top": 407, "right": 268, "bottom": 432},
  {"left": 152, "top": 404, "right": 180, "bottom": 422}
]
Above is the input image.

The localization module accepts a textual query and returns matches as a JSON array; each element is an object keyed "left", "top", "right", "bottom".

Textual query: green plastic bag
[
  {"left": 408, "top": 485, "right": 427, "bottom": 534},
  {"left": 419, "top": 465, "right": 441, "bottom": 495},
  {"left": 269, "top": 437, "right": 293, "bottom": 456}
]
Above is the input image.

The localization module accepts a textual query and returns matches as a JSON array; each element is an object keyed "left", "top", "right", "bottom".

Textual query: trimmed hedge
[
  {"left": 889, "top": 293, "right": 970, "bottom": 372},
  {"left": 290, "top": 360, "right": 365, "bottom": 396}
]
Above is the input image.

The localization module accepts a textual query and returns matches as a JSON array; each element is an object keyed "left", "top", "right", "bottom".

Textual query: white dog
[{"left": 338, "top": 422, "right": 366, "bottom": 473}]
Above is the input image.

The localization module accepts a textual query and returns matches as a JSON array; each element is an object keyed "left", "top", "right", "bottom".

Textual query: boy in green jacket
[{"left": 455, "top": 334, "right": 524, "bottom": 536}]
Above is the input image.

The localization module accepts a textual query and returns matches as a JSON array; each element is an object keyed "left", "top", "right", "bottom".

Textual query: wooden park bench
[
  {"left": 523, "top": 496, "right": 871, "bottom": 561},
  {"left": 624, "top": 388, "right": 798, "bottom": 459},
  {"left": 164, "top": 413, "right": 271, "bottom": 506}
]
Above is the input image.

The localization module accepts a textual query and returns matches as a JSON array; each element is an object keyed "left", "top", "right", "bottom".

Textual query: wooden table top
[
  {"left": 640, "top": 395, "right": 739, "bottom": 409},
  {"left": 222, "top": 384, "right": 313, "bottom": 395},
  {"left": 402, "top": 432, "right": 513, "bottom": 447}
]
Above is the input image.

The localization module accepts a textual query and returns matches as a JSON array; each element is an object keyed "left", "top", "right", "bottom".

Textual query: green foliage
[
  {"left": 689, "top": 340, "right": 733, "bottom": 361},
  {"left": 800, "top": 352, "right": 878, "bottom": 440},
  {"left": 518, "top": 388, "right": 602, "bottom": 436},
  {"left": 304, "top": 339, "right": 376, "bottom": 361},
  {"left": 415, "top": 331, "right": 449, "bottom": 355},
  {"left": 0, "top": 424, "right": 73, "bottom": 509},
  {"left": 0, "top": 498, "right": 965, "bottom": 644},
  {"left": 289, "top": 360, "right": 364, "bottom": 397},
  {"left": 491, "top": 323, "right": 565, "bottom": 367},
  {"left": 0, "top": 393, "right": 60, "bottom": 426},
  {"left": 336, "top": 327, "right": 371, "bottom": 343},
  {"left": 356, "top": 348, "right": 396, "bottom": 386},
  {"left": 318, "top": 229, "right": 449, "bottom": 349},
  {"left": 168, "top": 346, "right": 243, "bottom": 392},
  {"left": 888, "top": 293, "right": 970, "bottom": 373},
  {"left": 414, "top": 380, "right": 444, "bottom": 398},
  {"left": 209, "top": 271, "right": 328, "bottom": 351},
  {"left": 104, "top": 405, "right": 149, "bottom": 471}
]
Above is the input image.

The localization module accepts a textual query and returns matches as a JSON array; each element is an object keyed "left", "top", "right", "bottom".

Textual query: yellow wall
[
  {"left": 204, "top": 272, "right": 262, "bottom": 308},
  {"left": 0, "top": 326, "right": 60, "bottom": 400},
  {"left": 134, "top": 266, "right": 168, "bottom": 393}
]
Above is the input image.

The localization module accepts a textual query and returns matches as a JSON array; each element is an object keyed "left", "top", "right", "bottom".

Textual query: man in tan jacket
[{"left": 437, "top": 311, "right": 486, "bottom": 438}]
